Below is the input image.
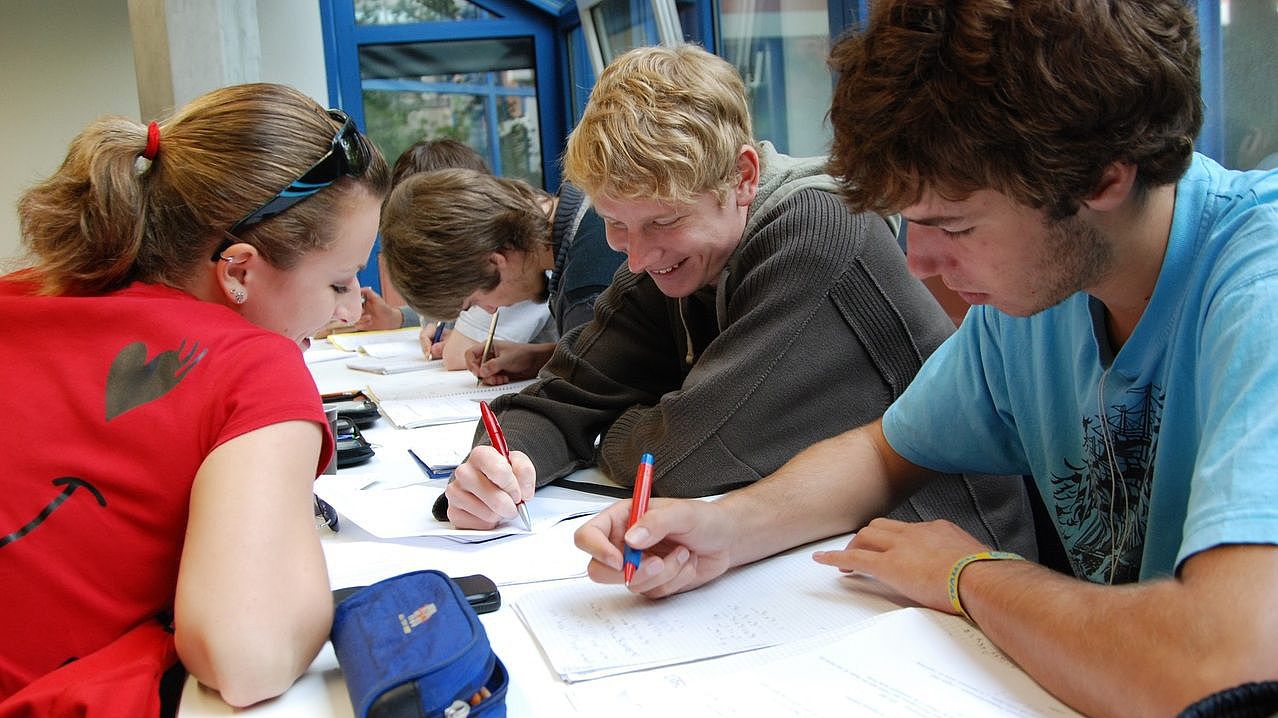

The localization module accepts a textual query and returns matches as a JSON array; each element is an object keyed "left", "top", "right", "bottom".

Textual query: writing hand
[
  {"left": 445, "top": 445, "right": 537, "bottom": 529},
  {"left": 811, "top": 517, "right": 989, "bottom": 614},
  {"left": 353, "top": 287, "right": 403, "bottom": 332},
  {"left": 418, "top": 323, "right": 449, "bottom": 360},
  {"left": 464, "top": 340, "right": 552, "bottom": 385},
  {"left": 574, "top": 498, "right": 734, "bottom": 598}
]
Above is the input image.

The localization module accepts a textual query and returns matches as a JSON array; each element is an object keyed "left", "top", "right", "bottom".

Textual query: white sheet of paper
[
  {"left": 567, "top": 608, "right": 1081, "bottom": 717},
  {"left": 314, "top": 478, "right": 611, "bottom": 541},
  {"left": 364, "top": 374, "right": 536, "bottom": 403},
  {"left": 359, "top": 340, "right": 426, "bottom": 359},
  {"left": 327, "top": 327, "right": 422, "bottom": 351},
  {"left": 513, "top": 535, "right": 905, "bottom": 682},
  {"left": 320, "top": 514, "right": 596, "bottom": 589},
  {"left": 408, "top": 444, "right": 469, "bottom": 476},
  {"left": 346, "top": 356, "right": 430, "bottom": 375},
  {"left": 303, "top": 346, "right": 353, "bottom": 365},
  {"left": 377, "top": 396, "right": 483, "bottom": 428}
]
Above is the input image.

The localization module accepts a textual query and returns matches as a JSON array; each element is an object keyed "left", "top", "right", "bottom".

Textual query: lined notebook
[{"left": 370, "top": 379, "right": 537, "bottom": 429}]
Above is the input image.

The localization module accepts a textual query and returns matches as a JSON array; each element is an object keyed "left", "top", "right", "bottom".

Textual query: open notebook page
[{"left": 513, "top": 534, "right": 907, "bottom": 682}]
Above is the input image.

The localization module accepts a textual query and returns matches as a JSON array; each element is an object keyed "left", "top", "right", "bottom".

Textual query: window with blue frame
[
  {"left": 716, "top": 0, "right": 841, "bottom": 157},
  {"left": 359, "top": 37, "right": 545, "bottom": 187},
  {"left": 1210, "top": 0, "right": 1278, "bottom": 170},
  {"left": 319, "top": 0, "right": 570, "bottom": 289}
]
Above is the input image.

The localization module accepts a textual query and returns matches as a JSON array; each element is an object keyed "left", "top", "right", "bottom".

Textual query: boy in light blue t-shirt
[
  {"left": 570, "top": 2, "right": 1278, "bottom": 716},
  {"left": 883, "top": 155, "right": 1278, "bottom": 586}
]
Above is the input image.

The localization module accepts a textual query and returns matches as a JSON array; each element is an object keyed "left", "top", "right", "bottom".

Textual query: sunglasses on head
[{"left": 212, "top": 108, "right": 370, "bottom": 261}]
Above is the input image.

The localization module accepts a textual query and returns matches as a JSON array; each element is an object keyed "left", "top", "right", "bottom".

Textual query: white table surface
[
  {"left": 177, "top": 342, "right": 1069, "bottom": 717},
  {"left": 179, "top": 345, "right": 625, "bottom": 716}
]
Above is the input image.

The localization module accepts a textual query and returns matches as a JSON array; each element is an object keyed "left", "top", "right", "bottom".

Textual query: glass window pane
[
  {"left": 591, "top": 0, "right": 660, "bottom": 63},
  {"left": 676, "top": 0, "right": 703, "bottom": 43},
  {"left": 717, "top": 0, "right": 832, "bottom": 157},
  {"left": 566, "top": 26, "right": 593, "bottom": 125},
  {"left": 354, "top": 0, "right": 495, "bottom": 24},
  {"left": 359, "top": 39, "right": 543, "bottom": 187},
  {"left": 1219, "top": 1, "right": 1278, "bottom": 170}
]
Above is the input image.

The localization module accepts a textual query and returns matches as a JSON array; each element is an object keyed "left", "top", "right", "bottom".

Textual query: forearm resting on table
[
  {"left": 958, "top": 543, "right": 1278, "bottom": 718},
  {"left": 174, "top": 423, "right": 334, "bottom": 707},
  {"left": 443, "top": 331, "right": 479, "bottom": 371},
  {"left": 717, "top": 420, "right": 929, "bottom": 568}
]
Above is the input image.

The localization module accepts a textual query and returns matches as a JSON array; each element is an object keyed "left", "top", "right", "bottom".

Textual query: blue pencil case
[{"left": 331, "top": 569, "right": 508, "bottom": 718}]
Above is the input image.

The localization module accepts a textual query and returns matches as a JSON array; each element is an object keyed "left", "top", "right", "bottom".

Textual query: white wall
[
  {"left": 0, "top": 0, "right": 139, "bottom": 268},
  {"left": 259, "top": 0, "right": 329, "bottom": 106},
  {"left": 0, "top": 0, "right": 328, "bottom": 268}
]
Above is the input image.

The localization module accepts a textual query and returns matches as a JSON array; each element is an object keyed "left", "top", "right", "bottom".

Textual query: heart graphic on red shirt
[{"left": 105, "top": 340, "right": 207, "bottom": 421}]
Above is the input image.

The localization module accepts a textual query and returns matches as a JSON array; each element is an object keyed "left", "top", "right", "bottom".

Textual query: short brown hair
[
  {"left": 390, "top": 138, "right": 490, "bottom": 187},
  {"left": 563, "top": 44, "right": 754, "bottom": 205},
  {"left": 828, "top": 0, "right": 1201, "bottom": 219},
  {"left": 17, "top": 83, "right": 391, "bottom": 295},
  {"left": 379, "top": 168, "right": 550, "bottom": 320}
]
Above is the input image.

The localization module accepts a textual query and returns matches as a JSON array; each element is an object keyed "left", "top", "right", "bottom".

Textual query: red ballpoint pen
[
  {"left": 623, "top": 452, "right": 655, "bottom": 585},
  {"left": 479, "top": 400, "right": 531, "bottom": 531}
]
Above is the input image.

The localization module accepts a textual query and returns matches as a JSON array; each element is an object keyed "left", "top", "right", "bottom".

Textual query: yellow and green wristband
[{"left": 947, "top": 551, "right": 1025, "bottom": 621}]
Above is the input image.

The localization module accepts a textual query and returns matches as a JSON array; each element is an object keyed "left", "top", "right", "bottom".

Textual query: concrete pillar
[{"left": 127, "top": 0, "right": 260, "bottom": 121}]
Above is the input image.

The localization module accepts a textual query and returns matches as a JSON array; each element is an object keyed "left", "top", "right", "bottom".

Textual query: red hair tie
[{"left": 142, "top": 121, "right": 161, "bottom": 161}]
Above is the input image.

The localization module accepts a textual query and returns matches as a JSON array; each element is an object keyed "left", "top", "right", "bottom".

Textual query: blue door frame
[{"left": 318, "top": 0, "right": 570, "bottom": 289}]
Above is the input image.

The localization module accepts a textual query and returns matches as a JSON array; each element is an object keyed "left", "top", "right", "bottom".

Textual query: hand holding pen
[
  {"left": 479, "top": 400, "right": 531, "bottom": 531},
  {"left": 573, "top": 462, "right": 737, "bottom": 597},
  {"left": 420, "top": 321, "right": 447, "bottom": 360},
  {"left": 623, "top": 453, "right": 655, "bottom": 585},
  {"left": 440, "top": 426, "right": 537, "bottom": 530},
  {"left": 475, "top": 310, "right": 500, "bottom": 386}
]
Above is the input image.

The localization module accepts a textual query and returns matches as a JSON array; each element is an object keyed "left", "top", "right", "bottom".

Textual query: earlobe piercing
[{"left": 231, "top": 288, "right": 246, "bottom": 304}]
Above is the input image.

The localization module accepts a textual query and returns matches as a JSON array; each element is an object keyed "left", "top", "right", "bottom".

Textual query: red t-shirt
[{"left": 0, "top": 276, "right": 333, "bottom": 699}]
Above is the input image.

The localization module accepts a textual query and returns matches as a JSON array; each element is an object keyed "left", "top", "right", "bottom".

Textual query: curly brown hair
[{"left": 828, "top": 0, "right": 1201, "bottom": 219}]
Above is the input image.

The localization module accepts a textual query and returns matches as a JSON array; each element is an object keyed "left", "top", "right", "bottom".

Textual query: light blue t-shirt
[{"left": 883, "top": 155, "right": 1278, "bottom": 584}]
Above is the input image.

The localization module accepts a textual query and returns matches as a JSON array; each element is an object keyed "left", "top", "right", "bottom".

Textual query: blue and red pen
[
  {"left": 623, "top": 452, "right": 655, "bottom": 585},
  {"left": 478, "top": 400, "right": 531, "bottom": 531}
]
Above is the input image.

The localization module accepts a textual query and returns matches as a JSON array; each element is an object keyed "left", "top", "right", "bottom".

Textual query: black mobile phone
[
  {"left": 323, "top": 395, "right": 380, "bottom": 428},
  {"left": 451, "top": 574, "right": 501, "bottom": 614},
  {"left": 332, "top": 573, "right": 501, "bottom": 614},
  {"left": 326, "top": 399, "right": 372, "bottom": 414},
  {"left": 321, "top": 390, "right": 364, "bottom": 402}
]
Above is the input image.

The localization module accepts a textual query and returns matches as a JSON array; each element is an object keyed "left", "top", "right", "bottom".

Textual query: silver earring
[{"left": 231, "top": 288, "right": 246, "bottom": 304}]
